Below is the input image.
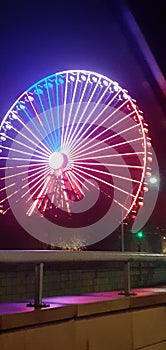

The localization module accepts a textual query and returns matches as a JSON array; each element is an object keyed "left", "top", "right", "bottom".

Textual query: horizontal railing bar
[{"left": 0, "top": 250, "right": 166, "bottom": 264}]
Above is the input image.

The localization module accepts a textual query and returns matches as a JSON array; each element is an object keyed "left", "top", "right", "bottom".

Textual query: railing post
[
  {"left": 35, "top": 263, "right": 43, "bottom": 308},
  {"left": 124, "top": 261, "right": 131, "bottom": 295},
  {"left": 27, "top": 262, "right": 49, "bottom": 309},
  {"left": 119, "top": 260, "right": 135, "bottom": 296}
]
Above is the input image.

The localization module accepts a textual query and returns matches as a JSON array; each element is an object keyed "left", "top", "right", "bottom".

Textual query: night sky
[
  {"left": 127, "top": 0, "right": 166, "bottom": 77},
  {"left": 0, "top": 0, "right": 166, "bottom": 248},
  {"left": 0, "top": 0, "right": 165, "bottom": 114}
]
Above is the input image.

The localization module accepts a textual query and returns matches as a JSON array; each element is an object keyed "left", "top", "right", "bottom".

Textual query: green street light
[{"left": 135, "top": 230, "right": 144, "bottom": 239}]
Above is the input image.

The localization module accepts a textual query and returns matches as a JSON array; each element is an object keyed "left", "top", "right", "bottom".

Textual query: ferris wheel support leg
[{"left": 27, "top": 263, "right": 50, "bottom": 309}]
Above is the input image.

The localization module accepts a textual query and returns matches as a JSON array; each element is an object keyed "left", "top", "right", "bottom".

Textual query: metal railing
[{"left": 0, "top": 250, "right": 166, "bottom": 309}]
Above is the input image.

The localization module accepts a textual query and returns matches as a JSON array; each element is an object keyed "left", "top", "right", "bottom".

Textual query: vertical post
[
  {"left": 35, "top": 263, "right": 44, "bottom": 309},
  {"left": 124, "top": 261, "right": 130, "bottom": 295},
  {"left": 27, "top": 262, "right": 49, "bottom": 309},
  {"left": 121, "top": 221, "right": 125, "bottom": 252}
]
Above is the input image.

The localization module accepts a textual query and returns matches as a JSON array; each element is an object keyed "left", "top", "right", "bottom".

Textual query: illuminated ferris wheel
[{"left": 0, "top": 70, "right": 152, "bottom": 246}]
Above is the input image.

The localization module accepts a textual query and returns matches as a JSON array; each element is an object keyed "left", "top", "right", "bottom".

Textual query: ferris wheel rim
[{"left": 0, "top": 69, "right": 150, "bottom": 239}]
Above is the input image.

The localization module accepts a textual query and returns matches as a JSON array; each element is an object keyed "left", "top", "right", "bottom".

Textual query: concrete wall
[{"left": 0, "top": 296, "right": 166, "bottom": 350}]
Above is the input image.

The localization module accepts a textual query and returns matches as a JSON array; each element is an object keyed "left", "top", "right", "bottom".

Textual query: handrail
[
  {"left": 0, "top": 250, "right": 166, "bottom": 309},
  {"left": 0, "top": 250, "right": 166, "bottom": 263}
]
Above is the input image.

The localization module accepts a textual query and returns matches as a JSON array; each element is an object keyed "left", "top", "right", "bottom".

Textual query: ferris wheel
[{"left": 0, "top": 70, "right": 152, "bottom": 246}]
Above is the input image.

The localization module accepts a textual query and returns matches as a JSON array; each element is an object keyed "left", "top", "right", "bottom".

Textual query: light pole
[
  {"left": 121, "top": 190, "right": 133, "bottom": 252},
  {"left": 121, "top": 216, "right": 125, "bottom": 252},
  {"left": 121, "top": 201, "right": 132, "bottom": 252},
  {"left": 121, "top": 175, "right": 159, "bottom": 251},
  {"left": 121, "top": 182, "right": 138, "bottom": 252}
]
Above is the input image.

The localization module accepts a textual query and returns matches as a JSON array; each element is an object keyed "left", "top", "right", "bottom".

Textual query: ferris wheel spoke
[
  {"left": 0, "top": 145, "right": 49, "bottom": 161},
  {"left": 67, "top": 170, "right": 90, "bottom": 191},
  {"left": 68, "top": 88, "right": 121, "bottom": 150},
  {"left": 26, "top": 174, "right": 49, "bottom": 212},
  {"left": 71, "top": 163, "right": 141, "bottom": 183},
  {"left": 64, "top": 173, "right": 79, "bottom": 210},
  {"left": 1, "top": 133, "right": 51, "bottom": 159},
  {"left": 71, "top": 151, "right": 144, "bottom": 162},
  {"left": 18, "top": 173, "right": 49, "bottom": 203},
  {"left": 62, "top": 72, "right": 91, "bottom": 148},
  {"left": 0, "top": 163, "right": 49, "bottom": 171},
  {"left": 11, "top": 125, "right": 51, "bottom": 157},
  {"left": 64, "top": 73, "right": 102, "bottom": 148},
  {"left": 70, "top": 111, "right": 135, "bottom": 157},
  {"left": 27, "top": 174, "right": 54, "bottom": 209},
  {"left": 74, "top": 162, "right": 143, "bottom": 169},
  {"left": 72, "top": 168, "right": 133, "bottom": 212},
  {"left": 0, "top": 189, "right": 20, "bottom": 204},
  {"left": 54, "top": 75, "right": 61, "bottom": 150},
  {"left": 35, "top": 88, "right": 56, "bottom": 150},
  {"left": 0, "top": 207, "right": 10, "bottom": 215},
  {"left": 16, "top": 162, "right": 48, "bottom": 168},
  {"left": 25, "top": 92, "right": 44, "bottom": 127},
  {"left": 21, "top": 167, "right": 50, "bottom": 189},
  {"left": 45, "top": 79, "right": 59, "bottom": 148},
  {"left": 66, "top": 171, "right": 85, "bottom": 196},
  {"left": 20, "top": 168, "right": 51, "bottom": 201},
  {"left": 71, "top": 121, "right": 140, "bottom": 159},
  {"left": 113, "top": 198, "right": 129, "bottom": 211},
  {"left": 69, "top": 95, "right": 129, "bottom": 151},
  {"left": 61, "top": 72, "right": 69, "bottom": 147},
  {"left": 0, "top": 183, "right": 15, "bottom": 192},
  {"left": 15, "top": 113, "right": 52, "bottom": 153},
  {"left": 73, "top": 163, "right": 142, "bottom": 183},
  {"left": 72, "top": 167, "right": 105, "bottom": 192},
  {"left": 63, "top": 72, "right": 80, "bottom": 146},
  {"left": 21, "top": 165, "right": 49, "bottom": 182},
  {"left": 0, "top": 156, "right": 49, "bottom": 164},
  {"left": 72, "top": 164, "right": 135, "bottom": 197},
  {"left": 70, "top": 136, "right": 144, "bottom": 159},
  {"left": 60, "top": 176, "right": 71, "bottom": 214},
  {"left": 19, "top": 101, "right": 55, "bottom": 151},
  {"left": 1, "top": 164, "right": 48, "bottom": 181}
]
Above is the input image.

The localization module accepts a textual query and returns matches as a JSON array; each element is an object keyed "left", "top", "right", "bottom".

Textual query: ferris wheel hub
[{"left": 48, "top": 151, "right": 64, "bottom": 170}]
